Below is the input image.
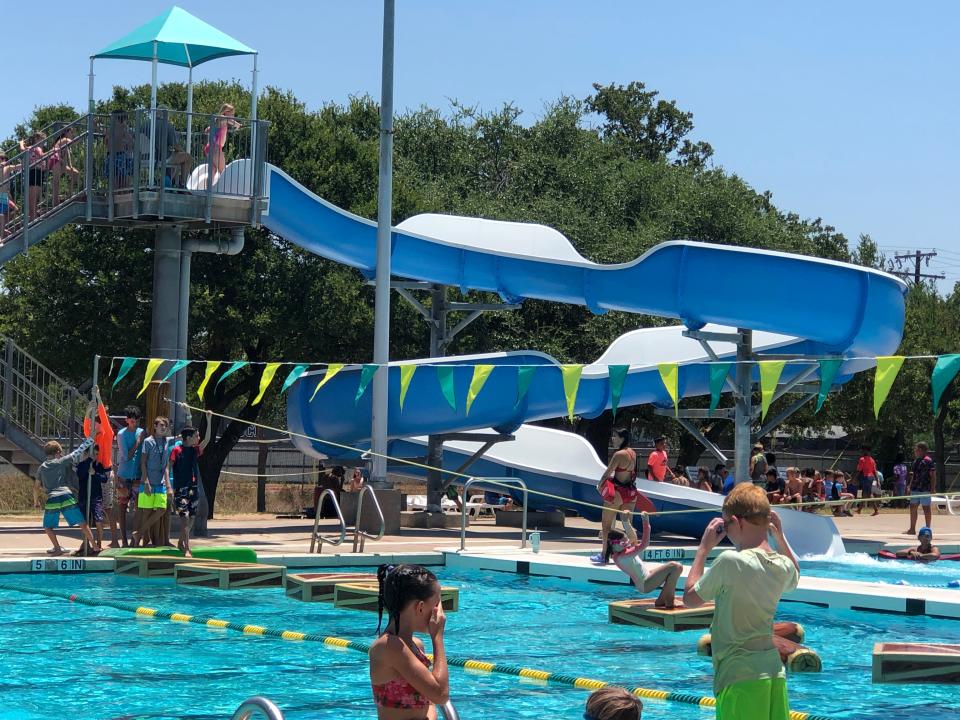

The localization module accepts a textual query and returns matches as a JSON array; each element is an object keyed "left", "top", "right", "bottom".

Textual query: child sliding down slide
[{"left": 605, "top": 512, "right": 683, "bottom": 608}]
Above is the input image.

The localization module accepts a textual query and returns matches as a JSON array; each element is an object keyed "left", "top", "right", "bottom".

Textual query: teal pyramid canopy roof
[{"left": 93, "top": 6, "right": 255, "bottom": 68}]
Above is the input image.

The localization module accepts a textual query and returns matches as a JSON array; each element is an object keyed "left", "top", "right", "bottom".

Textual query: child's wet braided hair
[{"left": 376, "top": 563, "right": 439, "bottom": 636}]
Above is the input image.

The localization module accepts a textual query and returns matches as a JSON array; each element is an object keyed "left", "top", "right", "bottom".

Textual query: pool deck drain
[{"left": 443, "top": 548, "right": 960, "bottom": 620}]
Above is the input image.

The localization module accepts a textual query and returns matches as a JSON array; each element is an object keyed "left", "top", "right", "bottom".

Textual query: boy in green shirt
[{"left": 683, "top": 483, "right": 800, "bottom": 720}]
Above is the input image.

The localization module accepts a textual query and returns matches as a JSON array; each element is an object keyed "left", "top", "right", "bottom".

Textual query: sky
[{"left": 4, "top": 1, "right": 959, "bottom": 288}]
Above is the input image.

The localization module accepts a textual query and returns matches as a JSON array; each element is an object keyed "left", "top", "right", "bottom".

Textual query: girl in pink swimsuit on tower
[
  {"left": 204, "top": 103, "right": 241, "bottom": 179},
  {"left": 369, "top": 564, "right": 449, "bottom": 720}
]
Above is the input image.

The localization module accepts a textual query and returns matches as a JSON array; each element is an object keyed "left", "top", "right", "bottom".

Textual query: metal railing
[
  {"left": 460, "top": 477, "right": 529, "bottom": 551},
  {"left": 230, "top": 696, "right": 285, "bottom": 720},
  {"left": 440, "top": 700, "right": 461, "bottom": 720},
  {"left": 309, "top": 488, "right": 347, "bottom": 553},
  {"left": 352, "top": 485, "right": 386, "bottom": 553},
  {"left": 0, "top": 109, "right": 269, "bottom": 251},
  {"left": 0, "top": 336, "right": 85, "bottom": 450}
]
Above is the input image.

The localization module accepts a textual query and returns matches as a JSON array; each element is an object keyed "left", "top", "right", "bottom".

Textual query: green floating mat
[
  {"left": 190, "top": 547, "right": 258, "bottom": 564},
  {"left": 116, "top": 547, "right": 184, "bottom": 557}
]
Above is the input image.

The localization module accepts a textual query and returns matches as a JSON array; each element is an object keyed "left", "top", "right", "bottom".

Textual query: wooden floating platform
[
  {"left": 174, "top": 561, "right": 285, "bottom": 590},
  {"left": 872, "top": 642, "right": 960, "bottom": 684},
  {"left": 285, "top": 572, "right": 378, "bottom": 602},
  {"left": 333, "top": 583, "right": 460, "bottom": 613},
  {"left": 608, "top": 598, "right": 714, "bottom": 631},
  {"left": 115, "top": 555, "right": 207, "bottom": 578}
]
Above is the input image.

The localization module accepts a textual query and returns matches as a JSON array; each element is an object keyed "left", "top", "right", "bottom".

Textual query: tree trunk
[
  {"left": 583, "top": 411, "right": 614, "bottom": 462},
  {"left": 256, "top": 425, "right": 269, "bottom": 513}
]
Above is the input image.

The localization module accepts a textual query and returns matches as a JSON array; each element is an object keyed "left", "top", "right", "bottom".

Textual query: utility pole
[{"left": 890, "top": 250, "right": 946, "bottom": 284}]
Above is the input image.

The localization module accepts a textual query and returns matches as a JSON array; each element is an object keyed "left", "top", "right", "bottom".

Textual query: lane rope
[{"left": 0, "top": 583, "right": 831, "bottom": 720}]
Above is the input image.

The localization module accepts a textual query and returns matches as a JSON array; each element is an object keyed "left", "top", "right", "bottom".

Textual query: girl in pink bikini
[
  {"left": 369, "top": 564, "right": 449, "bottom": 720},
  {"left": 593, "top": 427, "right": 642, "bottom": 564},
  {"left": 204, "top": 103, "right": 241, "bottom": 179}
]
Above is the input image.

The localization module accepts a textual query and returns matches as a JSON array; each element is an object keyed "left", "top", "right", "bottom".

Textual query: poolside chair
[
  {"left": 932, "top": 493, "right": 959, "bottom": 515},
  {"left": 465, "top": 493, "right": 497, "bottom": 519}
]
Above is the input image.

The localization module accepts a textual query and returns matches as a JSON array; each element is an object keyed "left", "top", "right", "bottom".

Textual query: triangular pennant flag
[
  {"left": 310, "top": 363, "right": 345, "bottom": 402},
  {"left": 931, "top": 354, "right": 960, "bottom": 414},
  {"left": 709, "top": 363, "right": 732, "bottom": 412},
  {"left": 515, "top": 366, "right": 536, "bottom": 408},
  {"left": 436, "top": 366, "right": 457, "bottom": 411},
  {"left": 355, "top": 364, "right": 378, "bottom": 404},
  {"left": 759, "top": 360, "right": 785, "bottom": 420},
  {"left": 137, "top": 358, "right": 165, "bottom": 398},
  {"left": 815, "top": 359, "right": 842, "bottom": 413},
  {"left": 608, "top": 365, "right": 629, "bottom": 418},
  {"left": 561, "top": 364, "right": 584, "bottom": 422},
  {"left": 281, "top": 364, "right": 309, "bottom": 394},
  {"left": 874, "top": 356, "right": 905, "bottom": 419},
  {"left": 197, "top": 361, "right": 222, "bottom": 400},
  {"left": 398, "top": 365, "right": 417, "bottom": 410},
  {"left": 112, "top": 357, "right": 137, "bottom": 389},
  {"left": 466, "top": 364, "right": 494, "bottom": 415},
  {"left": 217, "top": 360, "right": 249, "bottom": 387},
  {"left": 252, "top": 363, "right": 281, "bottom": 406},
  {"left": 657, "top": 362, "right": 679, "bottom": 416},
  {"left": 160, "top": 359, "right": 191, "bottom": 383}
]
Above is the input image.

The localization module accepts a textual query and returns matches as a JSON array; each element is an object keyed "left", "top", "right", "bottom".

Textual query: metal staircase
[{"left": 0, "top": 336, "right": 86, "bottom": 469}]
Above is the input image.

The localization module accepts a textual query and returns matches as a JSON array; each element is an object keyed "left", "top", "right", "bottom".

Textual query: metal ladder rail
[
  {"left": 440, "top": 700, "right": 461, "bottom": 720},
  {"left": 460, "top": 477, "right": 529, "bottom": 552},
  {"left": 352, "top": 485, "right": 386, "bottom": 553},
  {"left": 230, "top": 696, "right": 284, "bottom": 720},
  {"left": 309, "top": 488, "right": 347, "bottom": 554}
]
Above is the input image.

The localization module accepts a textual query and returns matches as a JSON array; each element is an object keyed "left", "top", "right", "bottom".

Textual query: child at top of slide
[{"left": 604, "top": 511, "right": 683, "bottom": 609}]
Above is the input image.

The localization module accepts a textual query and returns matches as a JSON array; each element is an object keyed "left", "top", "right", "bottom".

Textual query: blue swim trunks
[
  {"left": 0, "top": 192, "right": 9, "bottom": 215},
  {"left": 43, "top": 494, "right": 85, "bottom": 529}
]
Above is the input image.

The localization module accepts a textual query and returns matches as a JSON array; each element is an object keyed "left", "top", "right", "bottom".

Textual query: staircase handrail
[{"left": 1, "top": 336, "right": 84, "bottom": 398}]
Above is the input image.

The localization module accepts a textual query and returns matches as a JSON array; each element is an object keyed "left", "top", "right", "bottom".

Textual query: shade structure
[{"left": 93, "top": 5, "right": 255, "bottom": 67}]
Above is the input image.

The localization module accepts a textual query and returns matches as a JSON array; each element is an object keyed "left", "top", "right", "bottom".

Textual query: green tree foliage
[{"left": 4, "top": 76, "right": 936, "bottom": 507}]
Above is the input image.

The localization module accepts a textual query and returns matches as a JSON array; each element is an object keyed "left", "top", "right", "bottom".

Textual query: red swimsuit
[{"left": 372, "top": 646, "right": 432, "bottom": 710}]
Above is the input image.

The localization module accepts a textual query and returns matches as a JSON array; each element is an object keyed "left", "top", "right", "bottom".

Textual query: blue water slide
[{"left": 263, "top": 164, "right": 907, "bottom": 447}]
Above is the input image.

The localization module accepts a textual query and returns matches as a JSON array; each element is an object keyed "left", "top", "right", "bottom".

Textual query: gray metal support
[
  {"left": 176, "top": 248, "right": 192, "bottom": 429},
  {"left": 151, "top": 226, "right": 183, "bottom": 417},
  {"left": 754, "top": 392, "right": 817, "bottom": 442},
  {"left": 369, "top": 0, "right": 396, "bottom": 488},
  {"left": 85, "top": 112, "right": 94, "bottom": 221},
  {"left": 675, "top": 417, "right": 728, "bottom": 463},
  {"left": 425, "top": 285, "right": 449, "bottom": 510},
  {"left": 734, "top": 329, "right": 753, "bottom": 483}
]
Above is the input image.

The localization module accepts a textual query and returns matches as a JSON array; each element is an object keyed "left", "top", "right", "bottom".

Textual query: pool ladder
[
  {"left": 309, "top": 485, "right": 385, "bottom": 554},
  {"left": 229, "top": 696, "right": 460, "bottom": 719}
]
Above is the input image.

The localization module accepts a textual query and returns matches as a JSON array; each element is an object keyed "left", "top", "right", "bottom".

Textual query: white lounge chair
[
  {"left": 465, "top": 494, "right": 497, "bottom": 519},
  {"left": 406, "top": 494, "right": 458, "bottom": 512},
  {"left": 932, "top": 493, "right": 960, "bottom": 515}
]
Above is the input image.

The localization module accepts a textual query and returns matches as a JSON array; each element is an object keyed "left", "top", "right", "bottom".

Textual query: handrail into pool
[
  {"left": 352, "top": 485, "right": 385, "bottom": 552},
  {"left": 440, "top": 700, "right": 460, "bottom": 720},
  {"left": 460, "top": 477, "right": 528, "bottom": 551},
  {"left": 309, "top": 489, "right": 347, "bottom": 554},
  {"left": 230, "top": 696, "right": 285, "bottom": 720}
]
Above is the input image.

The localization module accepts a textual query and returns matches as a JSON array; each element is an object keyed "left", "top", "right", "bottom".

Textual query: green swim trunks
[{"left": 716, "top": 677, "right": 789, "bottom": 720}]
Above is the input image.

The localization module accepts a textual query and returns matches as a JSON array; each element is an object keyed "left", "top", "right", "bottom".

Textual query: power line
[{"left": 889, "top": 249, "right": 946, "bottom": 284}]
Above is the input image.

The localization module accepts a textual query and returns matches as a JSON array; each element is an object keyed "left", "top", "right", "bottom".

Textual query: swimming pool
[{"left": 1, "top": 565, "right": 958, "bottom": 720}]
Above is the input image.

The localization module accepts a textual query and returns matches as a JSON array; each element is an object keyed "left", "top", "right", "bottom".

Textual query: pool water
[
  {"left": 798, "top": 553, "right": 960, "bottom": 588},
  {"left": 1, "top": 565, "right": 958, "bottom": 720}
]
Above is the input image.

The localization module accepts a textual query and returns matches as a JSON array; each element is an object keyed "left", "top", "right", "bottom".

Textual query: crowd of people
[{"left": 33, "top": 402, "right": 212, "bottom": 556}]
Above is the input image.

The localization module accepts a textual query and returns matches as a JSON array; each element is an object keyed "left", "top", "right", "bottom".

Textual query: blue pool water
[{"left": 1, "top": 564, "right": 958, "bottom": 720}]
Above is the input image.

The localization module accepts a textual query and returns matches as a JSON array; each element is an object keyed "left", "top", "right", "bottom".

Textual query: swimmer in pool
[
  {"left": 604, "top": 512, "right": 683, "bottom": 609},
  {"left": 895, "top": 527, "right": 940, "bottom": 563}
]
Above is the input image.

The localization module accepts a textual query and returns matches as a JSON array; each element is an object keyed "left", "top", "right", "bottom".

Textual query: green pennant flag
[
  {"left": 281, "top": 364, "right": 309, "bottom": 394},
  {"left": 931, "top": 354, "right": 960, "bottom": 414},
  {"left": 561, "top": 364, "right": 584, "bottom": 422},
  {"left": 355, "top": 364, "right": 378, "bottom": 404},
  {"left": 608, "top": 365, "right": 629, "bottom": 419},
  {"left": 515, "top": 366, "right": 536, "bottom": 408},
  {"left": 197, "top": 361, "right": 222, "bottom": 400},
  {"left": 217, "top": 361, "right": 249, "bottom": 386},
  {"left": 657, "top": 362, "right": 679, "bottom": 417},
  {"left": 137, "top": 358, "right": 165, "bottom": 398},
  {"left": 160, "top": 359, "right": 191, "bottom": 383},
  {"left": 436, "top": 366, "right": 457, "bottom": 411},
  {"left": 252, "top": 363, "right": 281, "bottom": 406},
  {"left": 759, "top": 360, "right": 785, "bottom": 420},
  {"left": 398, "top": 365, "right": 417, "bottom": 410},
  {"left": 815, "top": 359, "right": 842, "bottom": 413},
  {"left": 310, "top": 363, "right": 345, "bottom": 402},
  {"left": 709, "top": 363, "right": 732, "bottom": 412},
  {"left": 112, "top": 357, "right": 137, "bottom": 389},
  {"left": 874, "top": 356, "right": 905, "bottom": 418},
  {"left": 466, "top": 364, "right": 494, "bottom": 415}
]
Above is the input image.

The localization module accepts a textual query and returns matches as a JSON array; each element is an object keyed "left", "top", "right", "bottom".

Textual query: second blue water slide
[{"left": 263, "top": 164, "right": 907, "bottom": 445}]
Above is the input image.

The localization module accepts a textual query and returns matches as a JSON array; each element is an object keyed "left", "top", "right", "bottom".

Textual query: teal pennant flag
[
  {"left": 709, "top": 363, "right": 732, "bottom": 412},
  {"left": 608, "top": 365, "right": 629, "bottom": 419},
  {"left": 112, "top": 357, "right": 137, "bottom": 388},
  {"left": 816, "top": 359, "right": 842, "bottom": 413},
  {"left": 931, "top": 354, "right": 960, "bottom": 414},
  {"left": 354, "top": 364, "right": 379, "bottom": 404}
]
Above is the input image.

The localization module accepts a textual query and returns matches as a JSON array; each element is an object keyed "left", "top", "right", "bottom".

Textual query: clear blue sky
[{"left": 5, "top": 1, "right": 959, "bottom": 287}]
